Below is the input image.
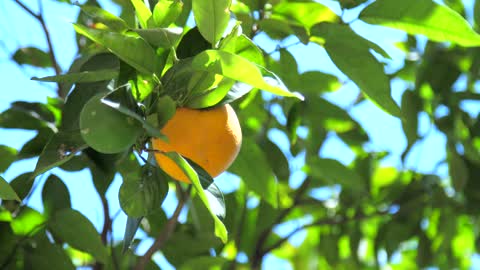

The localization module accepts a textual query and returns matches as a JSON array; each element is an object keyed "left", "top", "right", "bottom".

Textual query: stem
[
  {"left": 13, "top": 0, "right": 64, "bottom": 97},
  {"left": 134, "top": 185, "right": 191, "bottom": 270}
]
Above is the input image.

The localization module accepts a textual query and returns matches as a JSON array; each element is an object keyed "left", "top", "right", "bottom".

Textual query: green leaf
[
  {"left": 119, "top": 164, "right": 169, "bottom": 217},
  {"left": 122, "top": 216, "right": 143, "bottom": 252},
  {"left": 311, "top": 23, "right": 400, "bottom": 116},
  {"left": 260, "top": 138, "right": 290, "bottom": 182},
  {"left": 80, "top": 5, "right": 128, "bottom": 32},
  {"left": 192, "top": 0, "right": 231, "bottom": 44},
  {"left": 0, "top": 145, "right": 16, "bottom": 173},
  {"left": 272, "top": 1, "right": 339, "bottom": 32},
  {"left": 11, "top": 207, "right": 46, "bottom": 236},
  {"left": 12, "top": 47, "right": 52, "bottom": 68},
  {"left": 134, "top": 28, "right": 182, "bottom": 48},
  {"left": 359, "top": 0, "right": 480, "bottom": 47},
  {"left": 186, "top": 158, "right": 226, "bottom": 219},
  {"left": 153, "top": 0, "right": 183, "bottom": 27},
  {"left": 0, "top": 176, "right": 20, "bottom": 202},
  {"left": 401, "top": 90, "right": 421, "bottom": 146},
  {"left": 186, "top": 78, "right": 235, "bottom": 108},
  {"left": 176, "top": 27, "right": 211, "bottom": 59},
  {"left": 32, "top": 69, "right": 118, "bottom": 84},
  {"left": 48, "top": 209, "right": 109, "bottom": 263},
  {"left": 307, "top": 157, "right": 367, "bottom": 192},
  {"left": 25, "top": 233, "right": 76, "bottom": 270},
  {"left": 179, "top": 256, "right": 227, "bottom": 270},
  {"left": 101, "top": 89, "right": 166, "bottom": 139},
  {"left": 18, "top": 128, "right": 55, "bottom": 160},
  {"left": 42, "top": 174, "right": 71, "bottom": 217},
  {"left": 192, "top": 50, "right": 304, "bottom": 100},
  {"left": 448, "top": 146, "right": 469, "bottom": 192},
  {"left": 163, "top": 152, "right": 228, "bottom": 243},
  {"left": 299, "top": 71, "right": 342, "bottom": 95},
  {"left": 80, "top": 92, "right": 143, "bottom": 154},
  {"left": 229, "top": 138, "right": 278, "bottom": 208},
  {"left": 0, "top": 102, "right": 57, "bottom": 131},
  {"left": 8, "top": 172, "right": 35, "bottom": 200},
  {"left": 220, "top": 27, "right": 265, "bottom": 66},
  {"left": 33, "top": 131, "right": 87, "bottom": 177},
  {"left": 73, "top": 24, "right": 159, "bottom": 74},
  {"left": 130, "top": 0, "right": 153, "bottom": 29},
  {"left": 287, "top": 101, "right": 304, "bottom": 145}
]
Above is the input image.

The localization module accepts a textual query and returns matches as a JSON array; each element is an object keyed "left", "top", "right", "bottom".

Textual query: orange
[{"left": 151, "top": 104, "right": 242, "bottom": 183}]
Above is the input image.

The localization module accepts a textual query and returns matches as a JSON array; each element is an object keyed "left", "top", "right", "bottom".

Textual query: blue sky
[{"left": 0, "top": 0, "right": 467, "bottom": 269}]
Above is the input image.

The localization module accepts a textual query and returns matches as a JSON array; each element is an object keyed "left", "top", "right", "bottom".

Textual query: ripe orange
[{"left": 151, "top": 104, "right": 242, "bottom": 183}]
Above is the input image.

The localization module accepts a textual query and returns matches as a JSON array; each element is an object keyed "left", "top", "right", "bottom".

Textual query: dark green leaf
[
  {"left": 122, "top": 216, "right": 143, "bottom": 252},
  {"left": 73, "top": 24, "right": 159, "bottom": 74},
  {"left": 119, "top": 164, "right": 169, "bottom": 217},
  {"left": 311, "top": 23, "right": 400, "bottom": 116},
  {"left": 360, "top": 0, "right": 480, "bottom": 47},
  {"left": 0, "top": 145, "right": 16, "bottom": 173},
  {"left": 25, "top": 233, "right": 75, "bottom": 270},
  {"left": 8, "top": 172, "right": 35, "bottom": 201},
  {"left": 448, "top": 146, "right": 469, "bottom": 192},
  {"left": 218, "top": 82, "right": 253, "bottom": 105},
  {"left": 259, "top": 138, "right": 290, "bottom": 182},
  {"left": 176, "top": 27, "right": 211, "bottom": 59},
  {"left": 101, "top": 89, "right": 166, "bottom": 139},
  {"left": 80, "top": 92, "right": 143, "bottom": 154},
  {"left": 401, "top": 90, "right": 421, "bottom": 146},
  {"left": 48, "top": 209, "right": 108, "bottom": 263},
  {"left": 33, "top": 131, "right": 87, "bottom": 177},
  {"left": 299, "top": 71, "right": 342, "bottom": 95},
  {"left": 258, "top": 18, "right": 309, "bottom": 44},
  {"left": 307, "top": 157, "right": 367, "bottom": 191},
  {"left": 192, "top": 0, "right": 231, "bottom": 44},
  {"left": 18, "top": 128, "right": 55, "bottom": 160},
  {"left": 229, "top": 138, "right": 278, "bottom": 207},
  {"left": 12, "top": 47, "right": 52, "bottom": 68},
  {"left": 286, "top": 101, "right": 304, "bottom": 145},
  {"left": 0, "top": 176, "right": 20, "bottom": 202},
  {"left": 42, "top": 174, "right": 71, "bottom": 217},
  {"left": 179, "top": 256, "right": 227, "bottom": 270},
  {"left": 32, "top": 69, "right": 118, "bottom": 84}
]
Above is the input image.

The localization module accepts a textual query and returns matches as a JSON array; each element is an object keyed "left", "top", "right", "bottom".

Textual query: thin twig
[
  {"left": 134, "top": 185, "right": 191, "bottom": 270},
  {"left": 13, "top": 0, "right": 64, "bottom": 97}
]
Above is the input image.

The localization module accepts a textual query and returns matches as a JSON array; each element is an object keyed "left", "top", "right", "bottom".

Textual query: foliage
[{"left": 1, "top": 0, "right": 480, "bottom": 269}]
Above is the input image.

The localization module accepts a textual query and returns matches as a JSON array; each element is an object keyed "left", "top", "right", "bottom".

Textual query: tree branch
[
  {"left": 134, "top": 184, "right": 191, "bottom": 270},
  {"left": 13, "top": 0, "right": 64, "bottom": 98}
]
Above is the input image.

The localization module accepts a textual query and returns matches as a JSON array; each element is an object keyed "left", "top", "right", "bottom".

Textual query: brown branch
[
  {"left": 13, "top": 0, "right": 64, "bottom": 98},
  {"left": 134, "top": 184, "right": 191, "bottom": 270}
]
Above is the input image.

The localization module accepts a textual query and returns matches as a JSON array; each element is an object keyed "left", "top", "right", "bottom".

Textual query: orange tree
[{"left": 1, "top": 0, "right": 480, "bottom": 269}]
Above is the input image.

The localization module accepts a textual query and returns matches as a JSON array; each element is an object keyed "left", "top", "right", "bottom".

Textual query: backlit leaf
[
  {"left": 360, "top": 0, "right": 480, "bottom": 47},
  {"left": 73, "top": 24, "right": 159, "bottom": 74},
  {"left": 311, "top": 23, "right": 400, "bottom": 116},
  {"left": 192, "top": 50, "right": 304, "bottom": 100},
  {"left": 32, "top": 69, "right": 118, "bottom": 84},
  {"left": 192, "top": 0, "right": 231, "bottom": 44}
]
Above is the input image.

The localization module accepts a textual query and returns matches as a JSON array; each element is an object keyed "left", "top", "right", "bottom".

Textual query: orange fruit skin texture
[{"left": 152, "top": 104, "right": 242, "bottom": 183}]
